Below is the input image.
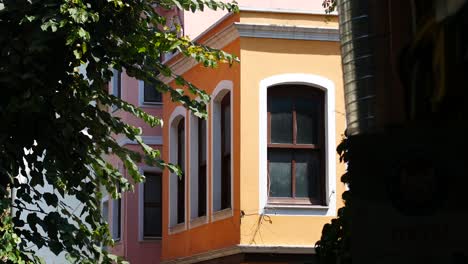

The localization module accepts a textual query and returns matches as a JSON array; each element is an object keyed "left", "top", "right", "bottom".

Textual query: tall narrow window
[
  {"left": 111, "top": 185, "right": 121, "bottom": 240},
  {"left": 267, "top": 85, "right": 324, "bottom": 205},
  {"left": 220, "top": 94, "right": 231, "bottom": 209},
  {"left": 198, "top": 118, "right": 207, "bottom": 217},
  {"left": 112, "top": 69, "right": 122, "bottom": 99},
  {"left": 143, "top": 172, "right": 162, "bottom": 238},
  {"left": 177, "top": 118, "right": 185, "bottom": 224},
  {"left": 213, "top": 90, "right": 232, "bottom": 213}
]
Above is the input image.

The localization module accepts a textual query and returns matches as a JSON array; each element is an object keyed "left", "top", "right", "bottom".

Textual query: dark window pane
[
  {"left": 144, "top": 207, "right": 162, "bottom": 237},
  {"left": 221, "top": 154, "right": 231, "bottom": 209},
  {"left": 296, "top": 98, "right": 320, "bottom": 144},
  {"left": 295, "top": 150, "right": 320, "bottom": 198},
  {"left": 222, "top": 94, "right": 231, "bottom": 154},
  {"left": 270, "top": 97, "right": 292, "bottom": 143},
  {"left": 268, "top": 150, "right": 292, "bottom": 197},
  {"left": 198, "top": 165, "right": 206, "bottom": 216},
  {"left": 145, "top": 173, "right": 161, "bottom": 203},
  {"left": 177, "top": 119, "right": 185, "bottom": 224},
  {"left": 144, "top": 82, "right": 162, "bottom": 103},
  {"left": 199, "top": 119, "right": 206, "bottom": 162}
]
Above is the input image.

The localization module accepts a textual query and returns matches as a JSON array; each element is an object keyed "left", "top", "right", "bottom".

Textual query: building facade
[{"left": 105, "top": 1, "right": 346, "bottom": 263}]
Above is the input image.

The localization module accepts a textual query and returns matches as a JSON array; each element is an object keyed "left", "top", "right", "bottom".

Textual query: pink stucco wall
[{"left": 107, "top": 72, "right": 163, "bottom": 263}]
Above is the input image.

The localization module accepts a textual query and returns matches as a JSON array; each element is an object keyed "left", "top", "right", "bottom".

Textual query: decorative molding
[
  {"left": 235, "top": 23, "right": 339, "bottom": 41},
  {"left": 117, "top": 136, "right": 163, "bottom": 146},
  {"left": 161, "top": 245, "right": 316, "bottom": 264},
  {"left": 239, "top": 6, "right": 338, "bottom": 16},
  {"left": 159, "top": 24, "right": 239, "bottom": 84}
]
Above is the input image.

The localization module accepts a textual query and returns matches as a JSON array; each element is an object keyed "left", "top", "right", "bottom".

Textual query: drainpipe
[{"left": 337, "top": 0, "right": 377, "bottom": 135}]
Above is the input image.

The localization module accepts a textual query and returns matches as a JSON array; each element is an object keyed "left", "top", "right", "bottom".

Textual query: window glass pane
[
  {"left": 296, "top": 98, "right": 319, "bottom": 144},
  {"left": 144, "top": 82, "right": 162, "bottom": 103},
  {"left": 145, "top": 173, "right": 161, "bottom": 203},
  {"left": 295, "top": 150, "right": 320, "bottom": 198},
  {"left": 199, "top": 119, "right": 206, "bottom": 162},
  {"left": 178, "top": 120, "right": 185, "bottom": 171},
  {"left": 222, "top": 97, "right": 231, "bottom": 154},
  {"left": 270, "top": 97, "right": 292, "bottom": 143},
  {"left": 144, "top": 206, "right": 162, "bottom": 237},
  {"left": 102, "top": 201, "right": 109, "bottom": 223},
  {"left": 268, "top": 150, "right": 292, "bottom": 197}
]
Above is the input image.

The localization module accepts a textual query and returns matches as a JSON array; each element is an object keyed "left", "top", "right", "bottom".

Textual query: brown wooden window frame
[
  {"left": 143, "top": 172, "right": 162, "bottom": 238},
  {"left": 267, "top": 85, "right": 325, "bottom": 206},
  {"left": 177, "top": 118, "right": 185, "bottom": 224}
]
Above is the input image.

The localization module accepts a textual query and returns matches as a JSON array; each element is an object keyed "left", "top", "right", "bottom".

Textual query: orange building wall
[{"left": 162, "top": 36, "right": 241, "bottom": 260}]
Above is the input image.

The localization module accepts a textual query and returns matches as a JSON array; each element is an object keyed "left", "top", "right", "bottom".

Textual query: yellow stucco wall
[{"left": 238, "top": 13, "right": 346, "bottom": 246}]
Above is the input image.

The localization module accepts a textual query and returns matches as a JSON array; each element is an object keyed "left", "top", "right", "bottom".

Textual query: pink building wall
[{"left": 107, "top": 71, "right": 164, "bottom": 263}]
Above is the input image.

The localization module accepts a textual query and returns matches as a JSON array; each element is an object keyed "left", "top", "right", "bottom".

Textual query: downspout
[{"left": 337, "top": 0, "right": 377, "bottom": 135}]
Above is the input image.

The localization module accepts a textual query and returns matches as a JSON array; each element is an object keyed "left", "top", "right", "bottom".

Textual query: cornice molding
[
  {"left": 117, "top": 136, "right": 163, "bottom": 146},
  {"left": 239, "top": 6, "right": 338, "bottom": 16},
  {"left": 161, "top": 245, "right": 316, "bottom": 264},
  {"left": 235, "top": 23, "right": 339, "bottom": 42},
  {"left": 159, "top": 24, "right": 238, "bottom": 84},
  {"left": 159, "top": 23, "right": 339, "bottom": 84}
]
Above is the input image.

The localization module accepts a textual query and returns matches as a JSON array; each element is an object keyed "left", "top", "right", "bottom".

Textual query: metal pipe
[{"left": 338, "top": 0, "right": 377, "bottom": 135}]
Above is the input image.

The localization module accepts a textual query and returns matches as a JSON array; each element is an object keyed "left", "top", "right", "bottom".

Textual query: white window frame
[
  {"left": 258, "top": 74, "right": 337, "bottom": 216},
  {"left": 168, "top": 106, "right": 187, "bottom": 233},
  {"left": 188, "top": 111, "right": 209, "bottom": 228},
  {"left": 110, "top": 69, "right": 122, "bottom": 112},
  {"left": 138, "top": 166, "right": 163, "bottom": 241},
  {"left": 138, "top": 80, "right": 163, "bottom": 107},
  {"left": 210, "top": 80, "right": 234, "bottom": 222}
]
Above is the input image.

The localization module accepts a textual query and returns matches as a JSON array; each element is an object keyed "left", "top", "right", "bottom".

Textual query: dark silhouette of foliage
[
  {"left": 316, "top": 136, "right": 351, "bottom": 264},
  {"left": 0, "top": 0, "right": 237, "bottom": 263}
]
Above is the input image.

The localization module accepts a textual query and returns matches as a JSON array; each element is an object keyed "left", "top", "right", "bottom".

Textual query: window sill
[
  {"left": 169, "top": 222, "right": 186, "bottom": 234},
  {"left": 264, "top": 204, "right": 329, "bottom": 216},
  {"left": 189, "top": 215, "right": 208, "bottom": 229},
  {"left": 139, "top": 237, "right": 162, "bottom": 243},
  {"left": 212, "top": 208, "right": 233, "bottom": 222},
  {"left": 139, "top": 102, "right": 163, "bottom": 108}
]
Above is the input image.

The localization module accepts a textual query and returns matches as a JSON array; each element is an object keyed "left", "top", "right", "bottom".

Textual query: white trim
[
  {"left": 138, "top": 80, "right": 163, "bottom": 108},
  {"left": 138, "top": 167, "right": 163, "bottom": 241},
  {"left": 117, "top": 136, "right": 163, "bottom": 146},
  {"left": 159, "top": 24, "right": 239, "bottom": 84},
  {"left": 210, "top": 80, "right": 234, "bottom": 220},
  {"left": 168, "top": 106, "right": 187, "bottom": 233},
  {"left": 235, "top": 23, "right": 339, "bottom": 41},
  {"left": 258, "top": 74, "right": 337, "bottom": 216},
  {"left": 239, "top": 6, "right": 338, "bottom": 16}
]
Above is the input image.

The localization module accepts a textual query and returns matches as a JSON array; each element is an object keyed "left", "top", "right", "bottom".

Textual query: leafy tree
[{"left": 0, "top": 0, "right": 238, "bottom": 263}]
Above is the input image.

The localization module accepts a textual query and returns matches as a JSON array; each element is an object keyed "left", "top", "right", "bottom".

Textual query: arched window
[
  {"left": 169, "top": 107, "right": 186, "bottom": 229},
  {"left": 212, "top": 81, "right": 232, "bottom": 214},
  {"left": 267, "top": 85, "right": 324, "bottom": 205}
]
